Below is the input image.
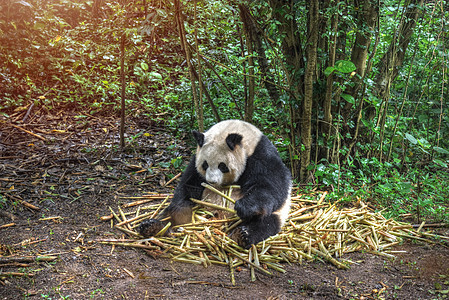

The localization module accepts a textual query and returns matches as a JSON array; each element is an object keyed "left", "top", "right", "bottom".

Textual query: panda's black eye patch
[
  {"left": 202, "top": 161, "right": 209, "bottom": 171},
  {"left": 218, "top": 162, "right": 229, "bottom": 173}
]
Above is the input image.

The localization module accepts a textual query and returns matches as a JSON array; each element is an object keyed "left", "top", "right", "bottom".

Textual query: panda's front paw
[
  {"left": 229, "top": 225, "right": 253, "bottom": 249},
  {"left": 138, "top": 219, "right": 165, "bottom": 237},
  {"left": 234, "top": 200, "right": 260, "bottom": 220}
]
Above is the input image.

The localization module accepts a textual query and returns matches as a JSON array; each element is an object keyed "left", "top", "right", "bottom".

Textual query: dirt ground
[{"left": 1, "top": 110, "right": 449, "bottom": 300}]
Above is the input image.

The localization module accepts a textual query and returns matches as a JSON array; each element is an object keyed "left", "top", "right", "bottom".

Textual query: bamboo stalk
[
  {"left": 190, "top": 198, "right": 235, "bottom": 213},
  {"left": 218, "top": 241, "right": 271, "bottom": 276},
  {"left": 150, "top": 195, "right": 171, "bottom": 219},
  {"left": 115, "top": 212, "right": 152, "bottom": 226},
  {"left": 201, "top": 183, "right": 237, "bottom": 204},
  {"left": 0, "top": 223, "right": 16, "bottom": 229},
  {"left": 107, "top": 186, "right": 449, "bottom": 284},
  {"left": 229, "top": 256, "right": 236, "bottom": 286},
  {"left": 0, "top": 272, "right": 34, "bottom": 277}
]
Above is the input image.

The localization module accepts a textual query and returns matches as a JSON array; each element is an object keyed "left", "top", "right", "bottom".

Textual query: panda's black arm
[
  {"left": 171, "top": 155, "right": 206, "bottom": 204},
  {"left": 236, "top": 168, "right": 287, "bottom": 219},
  {"left": 235, "top": 138, "right": 291, "bottom": 220},
  {"left": 159, "top": 155, "right": 206, "bottom": 224}
]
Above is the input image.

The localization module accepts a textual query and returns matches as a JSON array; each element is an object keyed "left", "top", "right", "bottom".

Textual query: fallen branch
[
  {"left": 100, "top": 214, "right": 113, "bottom": 221},
  {"left": 0, "top": 223, "right": 16, "bottom": 229},
  {"left": 13, "top": 238, "right": 48, "bottom": 247},
  {"left": 21, "top": 200, "right": 40, "bottom": 211},
  {"left": 10, "top": 124, "right": 47, "bottom": 141},
  {"left": 39, "top": 216, "right": 63, "bottom": 222},
  {"left": 0, "top": 262, "right": 31, "bottom": 268},
  {"left": 0, "top": 256, "right": 57, "bottom": 264},
  {"left": 164, "top": 172, "right": 182, "bottom": 187},
  {"left": 0, "top": 272, "right": 34, "bottom": 277},
  {"left": 5, "top": 194, "right": 40, "bottom": 211},
  {"left": 59, "top": 276, "right": 76, "bottom": 286},
  {"left": 98, "top": 241, "right": 159, "bottom": 250}
]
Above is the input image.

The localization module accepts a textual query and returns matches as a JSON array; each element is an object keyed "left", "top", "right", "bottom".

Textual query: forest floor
[{"left": 1, "top": 109, "right": 449, "bottom": 300}]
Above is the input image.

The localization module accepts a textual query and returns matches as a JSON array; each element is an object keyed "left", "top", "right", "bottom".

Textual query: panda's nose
[
  {"left": 206, "top": 176, "right": 218, "bottom": 184},
  {"left": 206, "top": 170, "right": 222, "bottom": 185}
]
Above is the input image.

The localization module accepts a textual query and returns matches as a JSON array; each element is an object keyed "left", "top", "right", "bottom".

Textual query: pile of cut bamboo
[{"left": 100, "top": 185, "right": 445, "bottom": 283}]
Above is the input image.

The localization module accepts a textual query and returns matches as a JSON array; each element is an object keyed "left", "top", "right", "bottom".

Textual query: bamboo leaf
[
  {"left": 341, "top": 93, "right": 355, "bottom": 104},
  {"left": 405, "top": 133, "right": 417, "bottom": 144},
  {"left": 334, "top": 60, "right": 356, "bottom": 73},
  {"left": 434, "top": 146, "right": 449, "bottom": 155},
  {"left": 324, "top": 66, "right": 335, "bottom": 77}
]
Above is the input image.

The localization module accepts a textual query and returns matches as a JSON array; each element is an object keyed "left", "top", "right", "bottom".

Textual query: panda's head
[{"left": 192, "top": 120, "right": 262, "bottom": 186}]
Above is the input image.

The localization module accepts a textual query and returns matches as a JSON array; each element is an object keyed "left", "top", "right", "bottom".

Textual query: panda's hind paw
[{"left": 138, "top": 219, "right": 165, "bottom": 237}]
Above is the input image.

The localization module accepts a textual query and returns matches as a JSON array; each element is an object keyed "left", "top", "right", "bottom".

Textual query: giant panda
[{"left": 139, "top": 120, "right": 292, "bottom": 249}]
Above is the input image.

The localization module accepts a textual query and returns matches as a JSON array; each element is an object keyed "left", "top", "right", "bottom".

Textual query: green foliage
[
  {"left": 324, "top": 60, "right": 356, "bottom": 76},
  {"left": 318, "top": 157, "right": 449, "bottom": 223},
  {"left": 376, "top": 168, "right": 449, "bottom": 222},
  {"left": 0, "top": 0, "right": 184, "bottom": 120},
  {"left": 0, "top": 194, "right": 6, "bottom": 209}
]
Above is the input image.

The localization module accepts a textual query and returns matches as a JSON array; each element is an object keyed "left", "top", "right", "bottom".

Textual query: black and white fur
[{"left": 139, "top": 120, "right": 292, "bottom": 249}]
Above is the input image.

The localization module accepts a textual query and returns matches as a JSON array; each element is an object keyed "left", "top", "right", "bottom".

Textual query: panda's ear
[
  {"left": 226, "top": 133, "right": 242, "bottom": 150},
  {"left": 192, "top": 130, "right": 205, "bottom": 147}
]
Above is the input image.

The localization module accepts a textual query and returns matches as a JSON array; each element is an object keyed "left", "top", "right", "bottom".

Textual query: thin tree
[
  {"left": 175, "top": 0, "right": 203, "bottom": 131},
  {"left": 120, "top": 33, "right": 126, "bottom": 149},
  {"left": 238, "top": 5, "right": 255, "bottom": 122},
  {"left": 300, "top": 0, "right": 319, "bottom": 182}
]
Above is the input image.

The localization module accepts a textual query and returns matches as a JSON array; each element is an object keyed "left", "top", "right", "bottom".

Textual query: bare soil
[{"left": 1, "top": 110, "right": 448, "bottom": 300}]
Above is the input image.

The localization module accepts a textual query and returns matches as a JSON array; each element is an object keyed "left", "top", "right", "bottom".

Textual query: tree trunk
[
  {"left": 239, "top": 4, "right": 280, "bottom": 104},
  {"left": 323, "top": 11, "right": 338, "bottom": 160},
  {"left": 371, "top": 0, "right": 423, "bottom": 161},
  {"left": 268, "top": 0, "right": 305, "bottom": 178},
  {"left": 268, "top": 0, "right": 305, "bottom": 98},
  {"left": 300, "top": 0, "right": 319, "bottom": 182},
  {"left": 175, "top": 0, "right": 203, "bottom": 131},
  {"left": 342, "top": 0, "right": 378, "bottom": 120},
  {"left": 239, "top": 7, "right": 255, "bottom": 122},
  {"left": 194, "top": 1, "right": 204, "bottom": 128},
  {"left": 341, "top": 0, "right": 379, "bottom": 160},
  {"left": 119, "top": 33, "right": 126, "bottom": 150}
]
